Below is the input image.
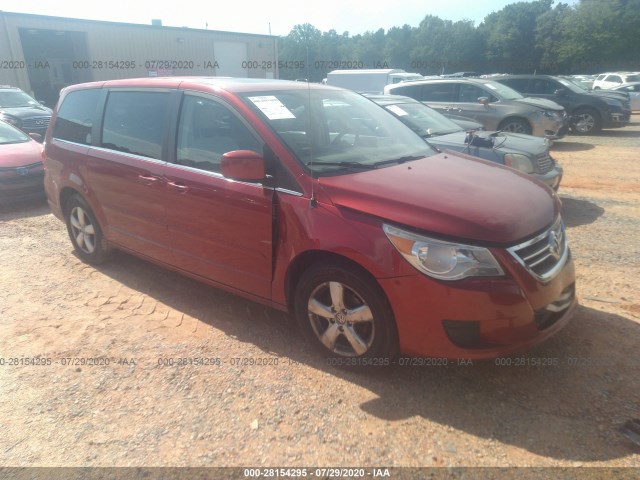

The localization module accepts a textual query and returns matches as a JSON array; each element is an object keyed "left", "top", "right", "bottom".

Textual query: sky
[{"left": 1, "top": 0, "right": 578, "bottom": 36}]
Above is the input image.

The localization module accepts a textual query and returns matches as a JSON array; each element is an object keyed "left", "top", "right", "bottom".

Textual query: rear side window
[
  {"left": 101, "top": 91, "right": 170, "bottom": 159},
  {"left": 53, "top": 88, "right": 101, "bottom": 145},
  {"left": 606, "top": 75, "right": 622, "bottom": 83}
]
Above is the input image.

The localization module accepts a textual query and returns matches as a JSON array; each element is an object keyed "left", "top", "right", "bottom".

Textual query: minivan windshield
[{"left": 240, "top": 88, "right": 434, "bottom": 175}]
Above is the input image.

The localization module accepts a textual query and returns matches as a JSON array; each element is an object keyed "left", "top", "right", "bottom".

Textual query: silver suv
[{"left": 384, "top": 78, "right": 569, "bottom": 140}]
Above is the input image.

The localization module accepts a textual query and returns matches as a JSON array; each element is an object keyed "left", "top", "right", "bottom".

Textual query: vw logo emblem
[
  {"left": 35, "top": 119, "right": 46, "bottom": 125},
  {"left": 548, "top": 231, "right": 561, "bottom": 259}
]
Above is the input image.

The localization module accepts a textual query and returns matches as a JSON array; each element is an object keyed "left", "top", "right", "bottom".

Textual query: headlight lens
[
  {"left": 383, "top": 224, "right": 505, "bottom": 280},
  {"left": 541, "top": 110, "right": 561, "bottom": 119},
  {"left": 503, "top": 153, "right": 534, "bottom": 173},
  {"left": 1, "top": 115, "right": 22, "bottom": 128}
]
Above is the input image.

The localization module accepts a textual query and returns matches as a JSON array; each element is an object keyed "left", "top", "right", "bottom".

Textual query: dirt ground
[{"left": 0, "top": 116, "right": 639, "bottom": 474}]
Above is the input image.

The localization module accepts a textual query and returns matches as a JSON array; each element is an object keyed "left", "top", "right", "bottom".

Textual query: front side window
[
  {"left": 176, "top": 95, "right": 262, "bottom": 173},
  {"left": 101, "top": 91, "right": 170, "bottom": 159},
  {"left": 458, "top": 84, "right": 497, "bottom": 103},
  {"left": 388, "top": 84, "right": 424, "bottom": 99},
  {"left": 530, "top": 79, "right": 558, "bottom": 95},
  {"left": 607, "top": 75, "right": 622, "bottom": 83},
  {"left": 53, "top": 88, "right": 101, "bottom": 145}
]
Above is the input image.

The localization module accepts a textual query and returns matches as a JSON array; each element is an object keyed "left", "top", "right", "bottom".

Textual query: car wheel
[
  {"left": 294, "top": 262, "right": 398, "bottom": 362},
  {"left": 571, "top": 107, "right": 601, "bottom": 134},
  {"left": 498, "top": 117, "right": 532, "bottom": 135},
  {"left": 64, "top": 194, "right": 110, "bottom": 264}
]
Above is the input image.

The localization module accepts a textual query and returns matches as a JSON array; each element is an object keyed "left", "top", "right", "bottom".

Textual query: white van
[{"left": 326, "top": 69, "right": 422, "bottom": 94}]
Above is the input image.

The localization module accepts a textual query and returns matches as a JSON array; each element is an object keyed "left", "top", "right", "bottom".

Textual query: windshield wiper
[
  {"left": 372, "top": 155, "right": 424, "bottom": 167},
  {"left": 306, "top": 160, "right": 377, "bottom": 170}
]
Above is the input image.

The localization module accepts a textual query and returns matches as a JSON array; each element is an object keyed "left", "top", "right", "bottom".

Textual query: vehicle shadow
[
  {"left": 551, "top": 141, "right": 594, "bottom": 152},
  {"left": 560, "top": 196, "right": 605, "bottom": 228},
  {"left": 0, "top": 198, "right": 49, "bottom": 219},
  {"left": 90, "top": 251, "right": 640, "bottom": 462}
]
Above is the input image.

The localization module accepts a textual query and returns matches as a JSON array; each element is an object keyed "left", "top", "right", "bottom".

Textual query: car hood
[
  {"left": 318, "top": 152, "right": 558, "bottom": 245},
  {"left": 0, "top": 105, "right": 53, "bottom": 119},
  {"left": 515, "top": 97, "right": 564, "bottom": 111},
  {"left": 432, "top": 131, "right": 548, "bottom": 158},
  {"left": 0, "top": 140, "right": 43, "bottom": 168},
  {"left": 588, "top": 90, "right": 628, "bottom": 101}
]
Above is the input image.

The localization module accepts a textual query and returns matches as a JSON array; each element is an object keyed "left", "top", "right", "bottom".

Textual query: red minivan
[{"left": 44, "top": 77, "right": 577, "bottom": 362}]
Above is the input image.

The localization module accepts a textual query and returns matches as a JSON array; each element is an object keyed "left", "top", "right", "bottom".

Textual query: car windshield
[
  {"left": 240, "top": 88, "right": 434, "bottom": 175},
  {"left": 0, "top": 90, "right": 40, "bottom": 108},
  {"left": 0, "top": 121, "right": 29, "bottom": 144},
  {"left": 483, "top": 81, "right": 524, "bottom": 100},
  {"left": 382, "top": 102, "right": 463, "bottom": 137}
]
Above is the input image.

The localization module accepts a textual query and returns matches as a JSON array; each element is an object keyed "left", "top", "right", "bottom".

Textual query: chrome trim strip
[{"left": 275, "top": 187, "right": 303, "bottom": 197}]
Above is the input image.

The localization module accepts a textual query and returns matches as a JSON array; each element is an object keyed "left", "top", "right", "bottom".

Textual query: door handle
[
  {"left": 167, "top": 181, "right": 189, "bottom": 193},
  {"left": 138, "top": 174, "right": 161, "bottom": 185}
]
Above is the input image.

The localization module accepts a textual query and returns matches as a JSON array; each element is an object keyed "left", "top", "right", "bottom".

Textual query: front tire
[
  {"left": 570, "top": 107, "right": 601, "bottom": 134},
  {"left": 64, "top": 194, "right": 110, "bottom": 264},
  {"left": 498, "top": 117, "right": 532, "bottom": 135},
  {"left": 294, "top": 262, "right": 398, "bottom": 362}
]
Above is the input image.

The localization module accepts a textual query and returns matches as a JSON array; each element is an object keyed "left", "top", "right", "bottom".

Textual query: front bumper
[
  {"left": 602, "top": 109, "right": 631, "bottom": 129},
  {"left": 379, "top": 248, "right": 577, "bottom": 359},
  {"left": 533, "top": 113, "right": 570, "bottom": 141},
  {"left": 534, "top": 163, "right": 563, "bottom": 191},
  {"left": 0, "top": 171, "right": 46, "bottom": 204}
]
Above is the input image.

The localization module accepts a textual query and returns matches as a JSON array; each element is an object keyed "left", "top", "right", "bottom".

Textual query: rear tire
[{"left": 64, "top": 194, "right": 110, "bottom": 264}]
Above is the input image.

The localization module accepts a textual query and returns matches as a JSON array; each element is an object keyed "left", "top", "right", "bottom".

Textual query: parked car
[
  {"left": 493, "top": 75, "right": 631, "bottom": 134},
  {"left": 384, "top": 78, "right": 569, "bottom": 140},
  {"left": 0, "top": 120, "right": 45, "bottom": 204},
  {"left": 326, "top": 69, "right": 423, "bottom": 94},
  {"left": 0, "top": 86, "right": 52, "bottom": 140},
  {"left": 366, "top": 94, "right": 563, "bottom": 190},
  {"left": 610, "top": 82, "right": 640, "bottom": 111},
  {"left": 593, "top": 72, "right": 640, "bottom": 90},
  {"left": 44, "top": 78, "right": 576, "bottom": 361}
]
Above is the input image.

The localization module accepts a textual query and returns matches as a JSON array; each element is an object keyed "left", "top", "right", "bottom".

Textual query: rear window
[
  {"left": 101, "top": 91, "right": 170, "bottom": 159},
  {"left": 53, "top": 89, "right": 101, "bottom": 145}
]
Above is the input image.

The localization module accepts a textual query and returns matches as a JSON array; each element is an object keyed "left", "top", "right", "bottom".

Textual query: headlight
[
  {"left": 503, "top": 153, "right": 534, "bottom": 173},
  {"left": 383, "top": 224, "right": 504, "bottom": 280},
  {"left": 541, "top": 110, "right": 560, "bottom": 119},
  {"left": 1, "top": 115, "right": 22, "bottom": 128},
  {"left": 605, "top": 98, "right": 623, "bottom": 108}
]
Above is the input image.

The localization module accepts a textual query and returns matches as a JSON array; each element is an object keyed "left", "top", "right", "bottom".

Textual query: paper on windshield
[
  {"left": 387, "top": 105, "right": 408, "bottom": 116},
  {"left": 248, "top": 96, "right": 296, "bottom": 120}
]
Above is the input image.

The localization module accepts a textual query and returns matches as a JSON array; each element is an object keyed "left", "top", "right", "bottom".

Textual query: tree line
[{"left": 277, "top": 0, "right": 640, "bottom": 82}]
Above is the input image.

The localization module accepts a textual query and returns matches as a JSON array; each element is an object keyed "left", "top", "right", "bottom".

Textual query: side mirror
[
  {"left": 28, "top": 132, "right": 43, "bottom": 142},
  {"left": 221, "top": 150, "right": 265, "bottom": 182},
  {"left": 478, "top": 97, "right": 490, "bottom": 106}
]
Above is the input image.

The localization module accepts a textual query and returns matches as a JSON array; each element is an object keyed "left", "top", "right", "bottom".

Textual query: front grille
[
  {"left": 534, "top": 153, "right": 554, "bottom": 174},
  {"left": 507, "top": 217, "right": 568, "bottom": 282},
  {"left": 21, "top": 116, "right": 50, "bottom": 129}
]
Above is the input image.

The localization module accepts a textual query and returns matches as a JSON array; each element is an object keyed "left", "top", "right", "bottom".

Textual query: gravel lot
[{"left": 1, "top": 116, "right": 639, "bottom": 476}]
